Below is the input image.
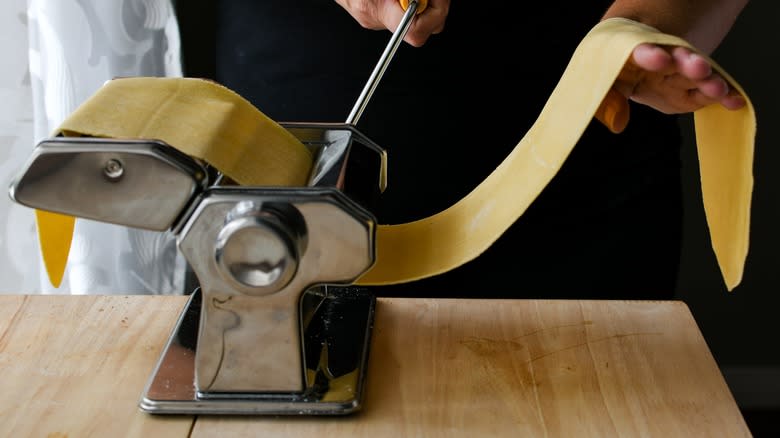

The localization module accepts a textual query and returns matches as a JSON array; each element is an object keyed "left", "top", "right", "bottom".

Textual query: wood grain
[
  {"left": 0, "top": 295, "right": 194, "bottom": 438},
  {"left": 193, "top": 299, "right": 750, "bottom": 437},
  {"left": 0, "top": 296, "right": 749, "bottom": 437}
]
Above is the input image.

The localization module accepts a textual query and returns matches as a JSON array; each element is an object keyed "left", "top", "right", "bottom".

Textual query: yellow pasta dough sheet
[{"left": 38, "top": 18, "right": 755, "bottom": 291}]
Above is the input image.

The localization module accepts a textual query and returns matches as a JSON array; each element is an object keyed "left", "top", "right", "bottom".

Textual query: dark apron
[{"left": 212, "top": 1, "right": 683, "bottom": 299}]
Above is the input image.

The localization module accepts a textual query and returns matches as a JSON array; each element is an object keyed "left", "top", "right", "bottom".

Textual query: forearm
[{"left": 602, "top": 0, "right": 749, "bottom": 54}]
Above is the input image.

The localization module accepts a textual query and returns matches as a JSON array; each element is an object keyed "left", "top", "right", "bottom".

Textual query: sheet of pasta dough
[
  {"left": 38, "top": 78, "right": 313, "bottom": 287},
  {"left": 46, "top": 18, "right": 755, "bottom": 291},
  {"left": 359, "top": 18, "right": 755, "bottom": 290}
]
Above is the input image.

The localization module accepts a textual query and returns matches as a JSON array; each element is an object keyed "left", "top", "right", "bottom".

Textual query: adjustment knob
[{"left": 214, "top": 201, "right": 305, "bottom": 295}]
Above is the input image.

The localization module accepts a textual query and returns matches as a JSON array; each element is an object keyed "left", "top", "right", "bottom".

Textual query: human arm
[
  {"left": 603, "top": 0, "right": 750, "bottom": 113},
  {"left": 334, "top": 0, "right": 749, "bottom": 113}
]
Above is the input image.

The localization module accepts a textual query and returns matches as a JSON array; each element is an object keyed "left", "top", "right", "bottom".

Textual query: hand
[
  {"left": 334, "top": 0, "right": 450, "bottom": 47},
  {"left": 614, "top": 43, "right": 746, "bottom": 113}
]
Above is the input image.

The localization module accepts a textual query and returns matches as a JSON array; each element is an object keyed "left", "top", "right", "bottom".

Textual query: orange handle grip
[
  {"left": 595, "top": 88, "right": 630, "bottom": 134},
  {"left": 399, "top": 0, "right": 428, "bottom": 14}
]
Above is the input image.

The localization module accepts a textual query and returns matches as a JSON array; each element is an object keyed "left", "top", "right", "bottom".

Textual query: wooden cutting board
[{"left": 0, "top": 296, "right": 750, "bottom": 437}]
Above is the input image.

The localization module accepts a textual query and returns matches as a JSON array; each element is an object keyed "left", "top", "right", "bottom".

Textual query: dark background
[
  {"left": 674, "top": 2, "right": 779, "bottom": 434},
  {"left": 175, "top": 1, "right": 779, "bottom": 434}
]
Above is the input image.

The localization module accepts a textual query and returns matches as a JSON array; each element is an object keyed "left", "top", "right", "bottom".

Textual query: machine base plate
[{"left": 140, "top": 287, "right": 376, "bottom": 415}]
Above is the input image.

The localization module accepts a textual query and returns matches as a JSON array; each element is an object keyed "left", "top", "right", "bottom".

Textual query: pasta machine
[
  {"left": 10, "top": 125, "right": 384, "bottom": 415},
  {"left": 9, "top": 0, "right": 425, "bottom": 416}
]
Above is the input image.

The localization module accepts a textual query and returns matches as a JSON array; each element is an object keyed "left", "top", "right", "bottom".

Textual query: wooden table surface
[{"left": 0, "top": 295, "right": 750, "bottom": 437}]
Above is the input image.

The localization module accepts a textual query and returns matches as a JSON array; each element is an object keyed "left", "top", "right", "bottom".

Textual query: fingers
[
  {"left": 631, "top": 43, "right": 673, "bottom": 73},
  {"left": 685, "top": 87, "right": 744, "bottom": 112},
  {"left": 626, "top": 43, "right": 746, "bottom": 114},
  {"left": 336, "top": 0, "right": 449, "bottom": 47},
  {"left": 379, "top": 0, "right": 406, "bottom": 32},
  {"left": 670, "top": 47, "right": 712, "bottom": 80},
  {"left": 721, "top": 91, "right": 747, "bottom": 110},
  {"left": 694, "top": 75, "right": 729, "bottom": 100},
  {"left": 386, "top": 0, "right": 449, "bottom": 46},
  {"left": 670, "top": 47, "right": 745, "bottom": 109},
  {"left": 658, "top": 72, "right": 727, "bottom": 100},
  {"left": 631, "top": 74, "right": 732, "bottom": 114},
  {"left": 403, "top": 0, "right": 449, "bottom": 46},
  {"left": 334, "top": 0, "right": 391, "bottom": 30}
]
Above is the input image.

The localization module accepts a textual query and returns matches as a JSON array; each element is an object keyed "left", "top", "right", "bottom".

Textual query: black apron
[{"left": 215, "top": 1, "right": 683, "bottom": 299}]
